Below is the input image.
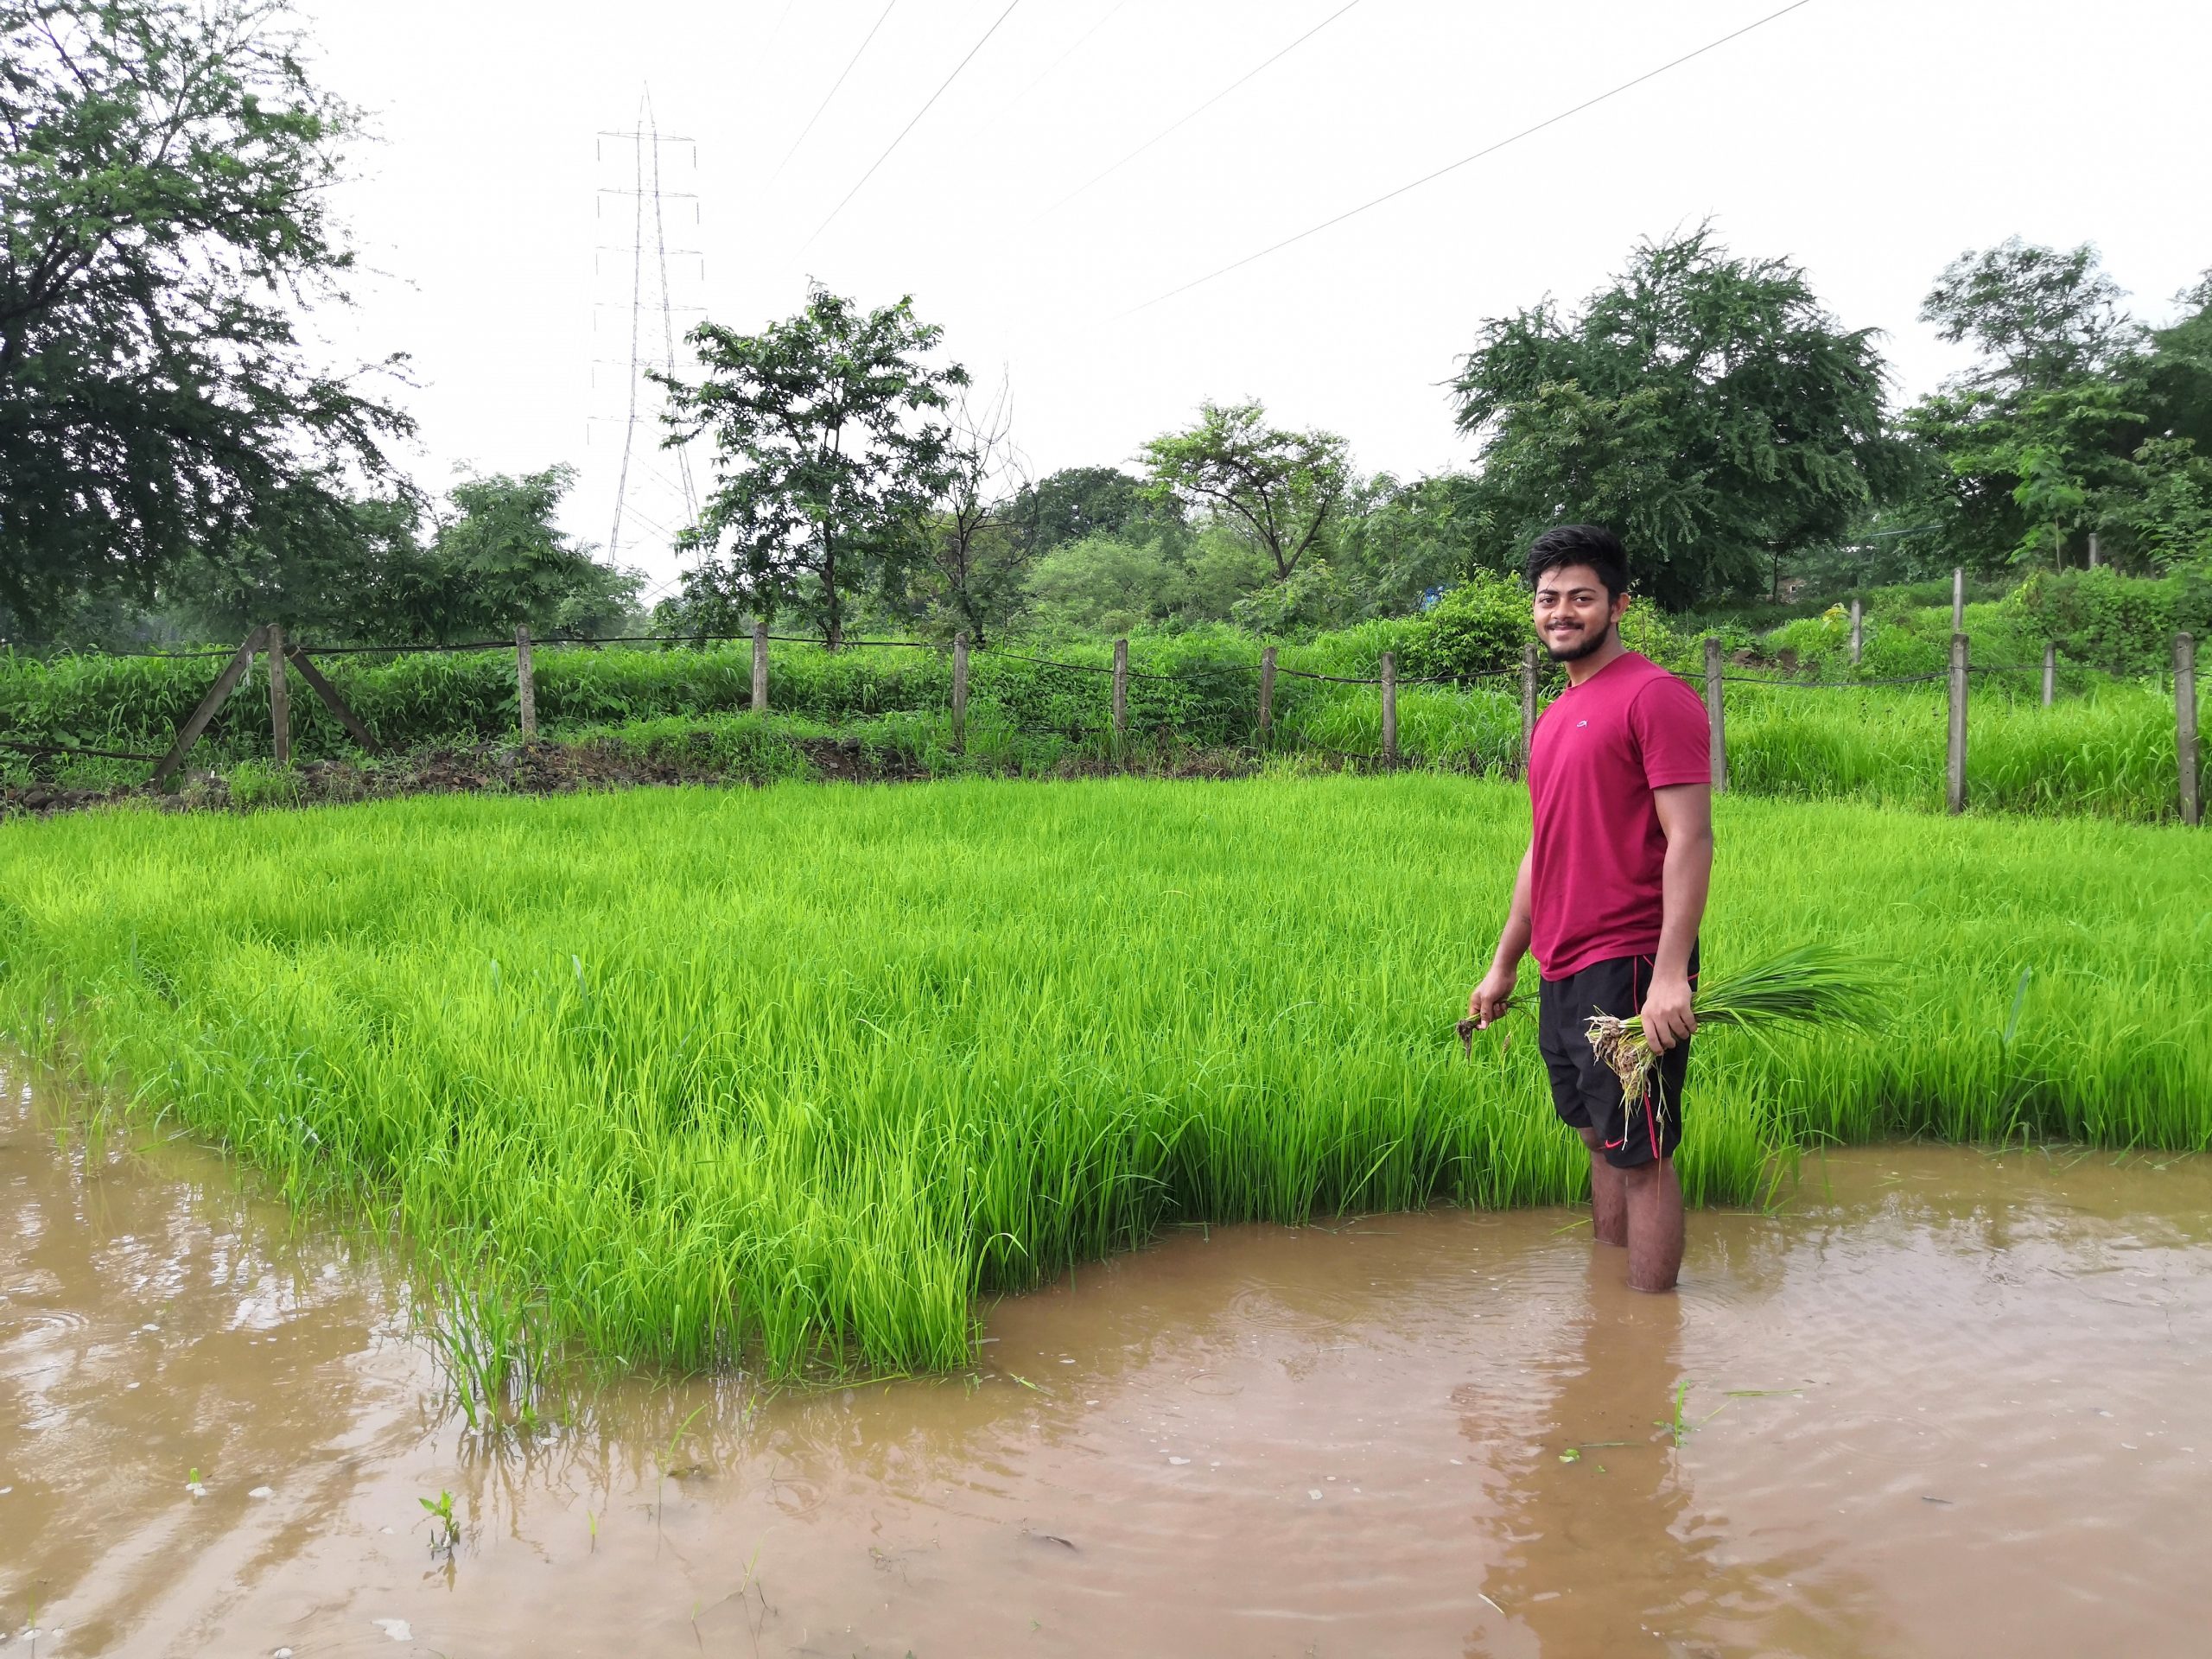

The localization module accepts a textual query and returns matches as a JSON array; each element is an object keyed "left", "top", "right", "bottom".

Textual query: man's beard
[{"left": 1545, "top": 623, "right": 1613, "bottom": 663}]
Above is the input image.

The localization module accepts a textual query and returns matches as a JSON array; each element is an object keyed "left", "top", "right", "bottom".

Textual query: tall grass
[
  {"left": 6, "top": 631, "right": 2196, "bottom": 822},
  {"left": 1, "top": 778, "right": 2204, "bottom": 1377}
]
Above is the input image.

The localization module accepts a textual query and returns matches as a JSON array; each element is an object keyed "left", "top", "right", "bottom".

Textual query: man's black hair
[{"left": 1524, "top": 524, "right": 1628, "bottom": 601}]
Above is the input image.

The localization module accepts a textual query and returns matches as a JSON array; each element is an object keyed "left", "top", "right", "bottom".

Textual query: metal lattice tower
[{"left": 592, "top": 90, "right": 705, "bottom": 575}]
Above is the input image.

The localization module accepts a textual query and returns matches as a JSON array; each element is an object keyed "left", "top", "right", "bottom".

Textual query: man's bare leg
[
  {"left": 1620, "top": 1158, "right": 1684, "bottom": 1293},
  {"left": 1577, "top": 1127, "right": 1628, "bottom": 1247}
]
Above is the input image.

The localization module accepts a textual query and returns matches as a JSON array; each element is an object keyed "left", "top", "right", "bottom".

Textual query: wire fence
[{"left": 1, "top": 623, "right": 2202, "bottom": 824}]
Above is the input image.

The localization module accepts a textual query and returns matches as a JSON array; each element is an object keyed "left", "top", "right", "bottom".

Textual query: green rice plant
[
  {"left": 0, "top": 778, "right": 2205, "bottom": 1381},
  {"left": 1583, "top": 944, "right": 1886, "bottom": 1118},
  {"left": 411, "top": 1242, "right": 550, "bottom": 1434}
]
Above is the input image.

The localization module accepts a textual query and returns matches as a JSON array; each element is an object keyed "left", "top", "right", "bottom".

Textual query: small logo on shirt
[{"left": 1575, "top": 720, "right": 1588, "bottom": 728}]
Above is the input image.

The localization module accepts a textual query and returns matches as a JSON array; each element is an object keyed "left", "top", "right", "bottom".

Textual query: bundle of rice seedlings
[{"left": 1585, "top": 942, "right": 1888, "bottom": 1118}]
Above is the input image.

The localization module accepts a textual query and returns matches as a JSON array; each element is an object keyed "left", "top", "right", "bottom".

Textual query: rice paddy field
[{"left": 3, "top": 775, "right": 2204, "bottom": 1386}]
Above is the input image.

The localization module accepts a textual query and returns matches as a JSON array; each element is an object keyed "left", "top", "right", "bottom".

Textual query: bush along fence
[{"left": 1, "top": 613, "right": 2203, "bottom": 826}]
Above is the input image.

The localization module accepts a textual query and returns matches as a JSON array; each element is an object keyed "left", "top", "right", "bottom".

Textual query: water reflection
[{"left": 6, "top": 1074, "right": 2212, "bottom": 1658}]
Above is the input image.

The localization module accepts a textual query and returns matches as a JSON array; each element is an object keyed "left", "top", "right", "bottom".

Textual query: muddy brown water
[{"left": 5, "top": 1081, "right": 2210, "bottom": 1658}]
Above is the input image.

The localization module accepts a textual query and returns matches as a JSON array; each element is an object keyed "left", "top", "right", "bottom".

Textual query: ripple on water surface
[{"left": 3, "top": 1084, "right": 2212, "bottom": 1657}]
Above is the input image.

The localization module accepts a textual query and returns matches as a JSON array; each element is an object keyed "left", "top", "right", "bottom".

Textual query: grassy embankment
[{"left": 2, "top": 777, "right": 2204, "bottom": 1380}]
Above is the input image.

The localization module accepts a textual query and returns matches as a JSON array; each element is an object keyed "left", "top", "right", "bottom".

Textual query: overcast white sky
[{"left": 298, "top": 0, "right": 2208, "bottom": 595}]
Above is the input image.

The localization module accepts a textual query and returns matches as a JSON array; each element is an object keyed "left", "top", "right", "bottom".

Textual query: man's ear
[{"left": 1612, "top": 592, "right": 1632, "bottom": 626}]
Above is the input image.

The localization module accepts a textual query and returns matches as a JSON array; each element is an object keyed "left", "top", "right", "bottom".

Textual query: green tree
[
  {"left": 1005, "top": 466, "right": 1171, "bottom": 553},
  {"left": 661, "top": 286, "right": 967, "bottom": 648},
  {"left": 424, "top": 466, "right": 638, "bottom": 642},
  {"left": 1904, "top": 247, "right": 2212, "bottom": 573},
  {"left": 170, "top": 465, "right": 636, "bottom": 644},
  {"left": 170, "top": 485, "right": 431, "bottom": 643},
  {"left": 2142, "top": 270, "right": 2212, "bottom": 457},
  {"left": 1921, "top": 238, "right": 2139, "bottom": 397},
  {"left": 1140, "top": 401, "right": 1352, "bottom": 585},
  {"left": 1450, "top": 226, "right": 1906, "bottom": 610},
  {"left": 911, "top": 385, "right": 1033, "bottom": 644},
  {"left": 0, "top": 0, "right": 411, "bottom": 630},
  {"left": 1330, "top": 472, "right": 1496, "bottom": 617}
]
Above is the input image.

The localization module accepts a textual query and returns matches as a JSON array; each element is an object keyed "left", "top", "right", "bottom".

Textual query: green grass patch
[{"left": 1, "top": 778, "right": 2204, "bottom": 1380}]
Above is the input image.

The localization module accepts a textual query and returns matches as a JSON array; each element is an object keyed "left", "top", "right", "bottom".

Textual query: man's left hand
[{"left": 1641, "top": 970, "right": 1697, "bottom": 1053}]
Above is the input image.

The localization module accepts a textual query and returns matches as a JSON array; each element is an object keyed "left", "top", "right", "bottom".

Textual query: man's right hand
[{"left": 1468, "top": 963, "right": 1518, "bottom": 1030}]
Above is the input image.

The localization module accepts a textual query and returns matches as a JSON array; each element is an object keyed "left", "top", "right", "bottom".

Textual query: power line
[
  {"left": 1041, "top": 0, "right": 1363, "bottom": 219},
  {"left": 1125, "top": 0, "right": 1820, "bottom": 315},
  {"left": 804, "top": 0, "right": 1026, "bottom": 248},
  {"left": 766, "top": 0, "right": 901, "bottom": 187},
  {"left": 1007, "top": 0, "right": 1130, "bottom": 111}
]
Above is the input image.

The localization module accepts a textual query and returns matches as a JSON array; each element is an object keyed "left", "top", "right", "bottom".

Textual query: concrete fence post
[
  {"left": 1520, "top": 642, "right": 1539, "bottom": 774},
  {"left": 1703, "top": 637, "right": 1727, "bottom": 795},
  {"left": 1259, "top": 645, "right": 1277, "bottom": 746},
  {"left": 2179, "top": 632, "right": 2201, "bottom": 828},
  {"left": 1111, "top": 638, "right": 1128, "bottom": 755},
  {"left": 951, "top": 632, "right": 969, "bottom": 752},
  {"left": 1948, "top": 632, "right": 1969, "bottom": 816},
  {"left": 268, "top": 622, "right": 290, "bottom": 766},
  {"left": 515, "top": 624, "right": 537, "bottom": 739},
  {"left": 751, "top": 621, "right": 768, "bottom": 715},
  {"left": 1379, "top": 651, "right": 1398, "bottom": 768}
]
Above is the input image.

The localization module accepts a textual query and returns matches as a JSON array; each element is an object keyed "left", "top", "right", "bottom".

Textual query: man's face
[{"left": 1532, "top": 563, "right": 1628, "bottom": 662}]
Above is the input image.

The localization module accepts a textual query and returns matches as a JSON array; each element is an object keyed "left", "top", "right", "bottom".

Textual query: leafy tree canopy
[
  {"left": 1140, "top": 400, "right": 1351, "bottom": 584},
  {"left": 1905, "top": 247, "right": 2212, "bottom": 573},
  {"left": 661, "top": 285, "right": 966, "bottom": 648},
  {"left": 170, "top": 463, "right": 638, "bottom": 645},
  {"left": 1007, "top": 466, "right": 1171, "bottom": 554},
  {"left": 0, "top": 0, "right": 411, "bottom": 628},
  {"left": 1451, "top": 226, "right": 1909, "bottom": 610},
  {"left": 1921, "top": 238, "right": 2140, "bottom": 397}
]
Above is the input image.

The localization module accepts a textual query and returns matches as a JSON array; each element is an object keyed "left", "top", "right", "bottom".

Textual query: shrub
[
  {"left": 1395, "top": 572, "right": 1529, "bottom": 681},
  {"left": 2009, "top": 569, "right": 2212, "bottom": 673}
]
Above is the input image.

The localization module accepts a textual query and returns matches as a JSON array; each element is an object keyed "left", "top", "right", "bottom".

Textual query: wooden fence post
[
  {"left": 2179, "top": 632, "right": 2200, "bottom": 828},
  {"left": 1947, "top": 632, "right": 1969, "bottom": 816},
  {"left": 1379, "top": 650, "right": 1397, "bottom": 769},
  {"left": 284, "top": 645, "right": 382, "bottom": 754},
  {"left": 1952, "top": 567, "right": 1965, "bottom": 634},
  {"left": 1111, "top": 638, "right": 1128, "bottom": 754},
  {"left": 2041, "top": 641, "right": 2056, "bottom": 709},
  {"left": 1849, "top": 598, "right": 1864, "bottom": 667},
  {"left": 1520, "top": 642, "right": 1539, "bottom": 774},
  {"left": 951, "top": 632, "right": 969, "bottom": 752},
  {"left": 1258, "top": 645, "right": 1276, "bottom": 746},
  {"left": 152, "top": 626, "right": 270, "bottom": 785},
  {"left": 515, "top": 624, "right": 537, "bottom": 739},
  {"left": 267, "top": 622, "right": 290, "bottom": 766},
  {"left": 1702, "top": 637, "right": 1727, "bottom": 795},
  {"left": 751, "top": 620, "right": 768, "bottom": 715}
]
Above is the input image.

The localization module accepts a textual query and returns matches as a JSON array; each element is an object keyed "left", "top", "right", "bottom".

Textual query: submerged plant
[{"left": 419, "top": 1489, "right": 460, "bottom": 1553}]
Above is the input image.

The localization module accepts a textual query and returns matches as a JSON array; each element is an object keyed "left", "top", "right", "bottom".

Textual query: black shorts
[{"left": 1537, "top": 949, "right": 1698, "bottom": 1170}]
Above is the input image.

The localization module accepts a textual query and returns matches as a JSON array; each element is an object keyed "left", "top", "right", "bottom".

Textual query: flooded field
[{"left": 5, "top": 1080, "right": 2209, "bottom": 1658}]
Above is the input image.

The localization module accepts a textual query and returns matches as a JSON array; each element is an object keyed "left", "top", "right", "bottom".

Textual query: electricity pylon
[{"left": 591, "top": 89, "right": 706, "bottom": 576}]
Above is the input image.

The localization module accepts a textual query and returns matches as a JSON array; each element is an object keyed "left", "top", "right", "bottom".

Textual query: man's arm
[
  {"left": 1469, "top": 842, "right": 1535, "bottom": 1028},
  {"left": 1641, "top": 783, "right": 1713, "bottom": 1052}
]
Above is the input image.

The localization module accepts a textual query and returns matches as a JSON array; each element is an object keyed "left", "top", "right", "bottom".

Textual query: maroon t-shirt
[{"left": 1527, "top": 651, "right": 1710, "bottom": 980}]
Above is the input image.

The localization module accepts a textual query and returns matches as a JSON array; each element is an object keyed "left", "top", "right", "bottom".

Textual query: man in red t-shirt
[{"left": 1466, "top": 525, "right": 1713, "bottom": 1293}]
